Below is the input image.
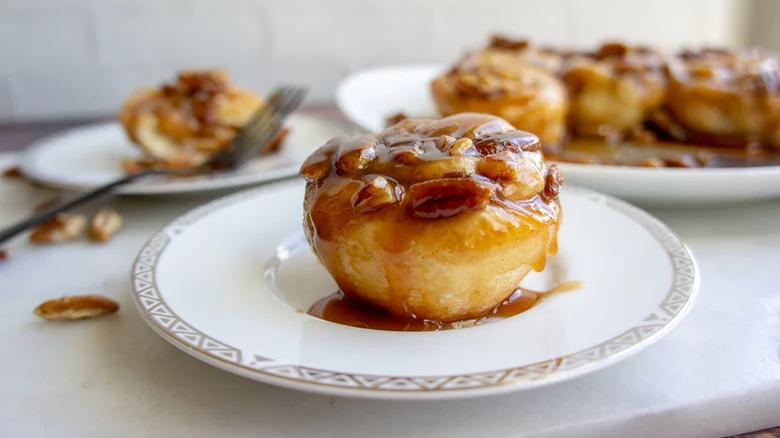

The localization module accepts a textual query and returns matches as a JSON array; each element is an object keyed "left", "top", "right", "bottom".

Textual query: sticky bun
[
  {"left": 431, "top": 51, "right": 568, "bottom": 150},
  {"left": 300, "top": 113, "right": 562, "bottom": 322},
  {"left": 433, "top": 37, "right": 780, "bottom": 167},
  {"left": 661, "top": 48, "right": 780, "bottom": 149},
  {"left": 563, "top": 43, "right": 667, "bottom": 141},
  {"left": 119, "top": 70, "right": 285, "bottom": 171}
]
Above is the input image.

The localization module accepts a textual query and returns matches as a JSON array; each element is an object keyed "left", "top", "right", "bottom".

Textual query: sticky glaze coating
[
  {"left": 300, "top": 113, "right": 562, "bottom": 322},
  {"left": 431, "top": 51, "right": 568, "bottom": 149},
  {"left": 563, "top": 43, "right": 667, "bottom": 141},
  {"left": 662, "top": 48, "right": 780, "bottom": 149},
  {"left": 434, "top": 36, "right": 780, "bottom": 155}
]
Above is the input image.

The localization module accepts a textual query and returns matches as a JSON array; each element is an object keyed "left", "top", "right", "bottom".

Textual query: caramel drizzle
[{"left": 308, "top": 281, "right": 584, "bottom": 332}]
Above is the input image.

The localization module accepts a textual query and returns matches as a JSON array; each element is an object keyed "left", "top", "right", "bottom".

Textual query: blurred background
[{"left": 0, "top": 0, "right": 778, "bottom": 121}]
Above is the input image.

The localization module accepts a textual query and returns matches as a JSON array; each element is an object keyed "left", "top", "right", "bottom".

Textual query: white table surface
[{"left": 0, "top": 152, "right": 778, "bottom": 438}]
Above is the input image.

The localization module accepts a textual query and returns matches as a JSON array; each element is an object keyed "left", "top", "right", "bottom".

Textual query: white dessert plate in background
[
  {"left": 336, "top": 64, "right": 780, "bottom": 204},
  {"left": 18, "top": 114, "right": 347, "bottom": 195},
  {"left": 131, "top": 179, "right": 699, "bottom": 399}
]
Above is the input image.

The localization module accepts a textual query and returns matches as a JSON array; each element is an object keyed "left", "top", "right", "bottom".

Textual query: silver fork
[{"left": 0, "top": 86, "right": 307, "bottom": 246}]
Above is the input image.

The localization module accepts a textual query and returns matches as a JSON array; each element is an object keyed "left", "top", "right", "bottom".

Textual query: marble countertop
[{"left": 0, "top": 117, "right": 778, "bottom": 437}]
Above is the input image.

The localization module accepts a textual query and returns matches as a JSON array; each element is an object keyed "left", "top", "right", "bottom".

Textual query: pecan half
[
  {"left": 385, "top": 112, "right": 408, "bottom": 127},
  {"left": 434, "top": 135, "right": 457, "bottom": 152},
  {"left": 390, "top": 142, "right": 423, "bottom": 164},
  {"left": 2, "top": 166, "right": 22, "bottom": 179},
  {"left": 663, "top": 154, "right": 703, "bottom": 168},
  {"left": 543, "top": 165, "right": 563, "bottom": 199},
  {"left": 34, "top": 295, "right": 119, "bottom": 320},
  {"left": 447, "top": 138, "right": 476, "bottom": 156},
  {"left": 176, "top": 71, "right": 228, "bottom": 95},
  {"left": 409, "top": 176, "right": 495, "bottom": 219},
  {"left": 594, "top": 42, "right": 629, "bottom": 59},
  {"left": 477, "top": 151, "right": 520, "bottom": 180},
  {"left": 89, "top": 208, "right": 124, "bottom": 242},
  {"left": 29, "top": 214, "right": 87, "bottom": 244},
  {"left": 300, "top": 147, "right": 332, "bottom": 182},
  {"left": 473, "top": 132, "right": 539, "bottom": 155},
  {"left": 122, "top": 159, "right": 157, "bottom": 175},
  {"left": 353, "top": 176, "right": 404, "bottom": 214},
  {"left": 335, "top": 136, "right": 377, "bottom": 174},
  {"left": 489, "top": 35, "right": 530, "bottom": 51},
  {"left": 636, "top": 157, "right": 665, "bottom": 168}
]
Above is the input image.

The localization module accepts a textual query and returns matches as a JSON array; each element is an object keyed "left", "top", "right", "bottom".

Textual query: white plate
[
  {"left": 19, "top": 114, "right": 347, "bottom": 195},
  {"left": 131, "top": 180, "right": 699, "bottom": 399},
  {"left": 336, "top": 65, "right": 780, "bottom": 204}
]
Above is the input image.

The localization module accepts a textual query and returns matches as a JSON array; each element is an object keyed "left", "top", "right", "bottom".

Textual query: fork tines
[{"left": 210, "top": 86, "right": 307, "bottom": 169}]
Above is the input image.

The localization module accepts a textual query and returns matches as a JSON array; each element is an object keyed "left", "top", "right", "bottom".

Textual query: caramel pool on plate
[{"left": 308, "top": 281, "right": 584, "bottom": 332}]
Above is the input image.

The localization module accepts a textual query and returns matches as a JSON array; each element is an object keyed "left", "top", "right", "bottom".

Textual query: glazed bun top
[
  {"left": 668, "top": 47, "right": 780, "bottom": 95},
  {"left": 299, "top": 113, "right": 561, "bottom": 220},
  {"left": 564, "top": 42, "right": 667, "bottom": 82},
  {"left": 441, "top": 51, "right": 563, "bottom": 101}
]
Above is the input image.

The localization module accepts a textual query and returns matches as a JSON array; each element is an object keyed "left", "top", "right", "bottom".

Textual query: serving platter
[{"left": 337, "top": 65, "right": 780, "bottom": 204}]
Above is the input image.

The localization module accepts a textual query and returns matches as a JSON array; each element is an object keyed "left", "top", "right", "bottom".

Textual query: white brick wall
[{"left": 0, "top": 0, "right": 759, "bottom": 121}]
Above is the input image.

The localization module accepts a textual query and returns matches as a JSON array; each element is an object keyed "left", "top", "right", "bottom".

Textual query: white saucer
[
  {"left": 19, "top": 114, "right": 347, "bottom": 195},
  {"left": 336, "top": 65, "right": 780, "bottom": 204},
  {"left": 131, "top": 179, "right": 699, "bottom": 399}
]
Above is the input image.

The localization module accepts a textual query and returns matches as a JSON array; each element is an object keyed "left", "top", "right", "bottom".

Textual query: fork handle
[{"left": 0, "top": 171, "right": 156, "bottom": 246}]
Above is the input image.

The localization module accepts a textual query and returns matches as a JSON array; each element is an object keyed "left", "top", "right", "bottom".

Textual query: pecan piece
[
  {"left": 2, "top": 166, "right": 22, "bottom": 179},
  {"left": 409, "top": 176, "right": 495, "bottom": 219},
  {"left": 176, "top": 71, "right": 228, "bottom": 95},
  {"left": 391, "top": 147, "right": 422, "bottom": 164},
  {"left": 434, "top": 135, "right": 456, "bottom": 152},
  {"left": 385, "top": 112, "right": 408, "bottom": 127},
  {"left": 353, "top": 176, "right": 404, "bottom": 214},
  {"left": 122, "top": 159, "right": 158, "bottom": 175},
  {"left": 636, "top": 157, "right": 665, "bottom": 168},
  {"left": 595, "top": 42, "right": 629, "bottom": 59},
  {"left": 447, "top": 138, "right": 475, "bottom": 156},
  {"left": 477, "top": 151, "right": 520, "bottom": 180},
  {"left": 0, "top": 249, "right": 7, "bottom": 262},
  {"left": 29, "top": 214, "right": 87, "bottom": 244},
  {"left": 489, "top": 35, "right": 530, "bottom": 51},
  {"left": 473, "top": 132, "right": 540, "bottom": 155},
  {"left": 89, "top": 208, "right": 124, "bottom": 242},
  {"left": 335, "top": 136, "right": 377, "bottom": 174},
  {"left": 543, "top": 165, "right": 563, "bottom": 199},
  {"left": 663, "top": 155, "right": 703, "bottom": 168},
  {"left": 300, "top": 147, "right": 332, "bottom": 182},
  {"left": 34, "top": 295, "right": 119, "bottom": 320}
]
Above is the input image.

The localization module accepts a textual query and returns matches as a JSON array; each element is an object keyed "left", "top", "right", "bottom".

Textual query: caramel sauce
[
  {"left": 549, "top": 138, "right": 780, "bottom": 168},
  {"left": 308, "top": 281, "right": 584, "bottom": 332}
]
